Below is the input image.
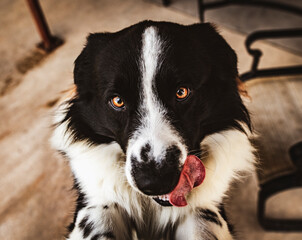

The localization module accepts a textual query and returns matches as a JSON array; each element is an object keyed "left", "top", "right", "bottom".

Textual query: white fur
[
  {"left": 126, "top": 26, "right": 187, "bottom": 190},
  {"left": 52, "top": 102, "right": 255, "bottom": 234},
  {"left": 51, "top": 103, "right": 144, "bottom": 221},
  {"left": 52, "top": 108, "right": 189, "bottom": 235},
  {"left": 51, "top": 26, "right": 256, "bottom": 240},
  {"left": 190, "top": 125, "right": 255, "bottom": 208},
  {"left": 175, "top": 215, "right": 197, "bottom": 240}
]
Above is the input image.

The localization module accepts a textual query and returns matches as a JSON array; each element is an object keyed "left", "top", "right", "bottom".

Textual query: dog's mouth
[
  {"left": 152, "top": 155, "right": 206, "bottom": 207},
  {"left": 153, "top": 194, "right": 172, "bottom": 206}
]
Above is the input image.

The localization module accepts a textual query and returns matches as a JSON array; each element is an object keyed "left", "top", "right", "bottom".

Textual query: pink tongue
[{"left": 169, "top": 155, "right": 206, "bottom": 207}]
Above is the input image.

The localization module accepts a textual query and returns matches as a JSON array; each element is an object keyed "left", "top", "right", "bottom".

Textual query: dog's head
[{"left": 62, "top": 21, "right": 250, "bottom": 206}]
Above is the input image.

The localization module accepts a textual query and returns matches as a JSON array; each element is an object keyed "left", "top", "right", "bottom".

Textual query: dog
[{"left": 51, "top": 21, "right": 255, "bottom": 240}]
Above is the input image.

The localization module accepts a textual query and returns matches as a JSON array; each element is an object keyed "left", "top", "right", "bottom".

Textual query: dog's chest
[{"left": 130, "top": 198, "right": 182, "bottom": 240}]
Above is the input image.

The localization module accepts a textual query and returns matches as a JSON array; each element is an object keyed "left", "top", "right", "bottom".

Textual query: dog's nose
[{"left": 132, "top": 145, "right": 182, "bottom": 195}]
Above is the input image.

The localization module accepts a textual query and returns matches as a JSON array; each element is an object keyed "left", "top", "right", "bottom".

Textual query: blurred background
[{"left": 0, "top": 0, "right": 301, "bottom": 239}]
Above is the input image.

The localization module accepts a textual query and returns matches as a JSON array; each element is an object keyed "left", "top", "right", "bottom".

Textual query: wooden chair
[{"left": 246, "top": 76, "right": 302, "bottom": 231}]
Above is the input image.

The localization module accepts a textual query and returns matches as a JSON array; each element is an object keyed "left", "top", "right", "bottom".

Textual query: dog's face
[{"left": 65, "top": 21, "right": 249, "bottom": 205}]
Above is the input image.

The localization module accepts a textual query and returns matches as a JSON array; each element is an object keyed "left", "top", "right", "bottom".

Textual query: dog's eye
[
  {"left": 176, "top": 87, "right": 190, "bottom": 100},
  {"left": 110, "top": 96, "right": 125, "bottom": 109}
]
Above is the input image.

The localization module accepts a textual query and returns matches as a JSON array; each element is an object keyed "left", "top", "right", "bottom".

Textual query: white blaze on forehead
[
  {"left": 126, "top": 26, "right": 187, "bottom": 164},
  {"left": 141, "top": 26, "right": 163, "bottom": 91}
]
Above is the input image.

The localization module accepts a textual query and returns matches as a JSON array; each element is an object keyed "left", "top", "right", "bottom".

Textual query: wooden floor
[
  {"left": 247, "top": 76, "right": 302, "bottom": 184},
  {"left": 0, "top": 0, "right": 302, "bottom": 239}
]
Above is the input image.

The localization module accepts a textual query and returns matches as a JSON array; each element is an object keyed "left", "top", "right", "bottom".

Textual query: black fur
[
  {"left": 67, "top": 179, "right": 87, "bottom": 233},
  {"left": 198, "top": 209, "right": 222, "bottom": 227},
  {"left": 79, "top": 216, "right": 89, "bottom": 230},
  {"left": 218, "top": 203, "right": 235, "bottom": 235},
  {"left": 59, "top": 20, "right": 251, "bottom": 239},
  {"left": 90, "top": 232, "right": 116, "bottom": 240},
  {"left": 61, "top": 20, "right": 250, "bottom": 153}
]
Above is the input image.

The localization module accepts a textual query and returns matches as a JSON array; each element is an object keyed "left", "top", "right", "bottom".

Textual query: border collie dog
[{"left": 52, "top": 21, "right": 255, "bottom": 240}]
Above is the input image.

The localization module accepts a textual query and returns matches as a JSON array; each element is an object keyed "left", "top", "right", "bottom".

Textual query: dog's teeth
[{"left": 156, "top": 194, "right": 169, "bottom": 201}]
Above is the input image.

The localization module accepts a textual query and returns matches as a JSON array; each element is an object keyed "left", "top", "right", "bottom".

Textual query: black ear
[
  {"left": 190, "top": 23, "right": 238, "bottom": 84},
  {"left": 189, "top": 23, "right": 251, "bottom": 132},
  {"left": 73, "top": 33, "right": 112, "bottom": 101}
]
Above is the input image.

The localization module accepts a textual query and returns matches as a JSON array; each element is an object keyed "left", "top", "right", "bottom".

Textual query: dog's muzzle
[
  {"left": 131, "top": 144, "right": 181, "bottom": 197},
  {"left": 128, "top": 140, "right": 206, "bottom": 207},
  {"left": 130, "top": 146, "right": 206, "bottom": 207}
]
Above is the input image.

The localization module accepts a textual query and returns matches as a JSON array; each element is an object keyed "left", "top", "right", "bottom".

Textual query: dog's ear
[
  {"left": 189, "top": 23, "right": 251, "bottom": 131},
  {"left": 74, "top": 33, "right": 112, "bottom": 101},
  {"left": 190, "top": 23, "right": 239, "bottom": 86},
  {"left": 193, "top": 24, "right": 250, "bottom": 98},
  {"left": 236, "top": 77, "right": 251, "bottom": 99}
]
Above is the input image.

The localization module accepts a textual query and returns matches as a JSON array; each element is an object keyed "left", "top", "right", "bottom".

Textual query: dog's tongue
[{"left": 169, "top": 155, "right": 205, "bottom": 207}]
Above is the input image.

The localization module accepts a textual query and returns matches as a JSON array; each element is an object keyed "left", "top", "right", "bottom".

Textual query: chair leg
[
  {"left": 197, "top": 0, "right": 205, "bottom": 22},
  {"left": 162, "top": 0, "right": 171, "bottom": 7},
  {"left": 258, "top": 173, "right": 302, "bottom": 231},
  {"left": 289, "top": 141, "right": 302, "bottom": 171},
  {"left": 26, "top": 0, "right": 63, "bottom": 52}
]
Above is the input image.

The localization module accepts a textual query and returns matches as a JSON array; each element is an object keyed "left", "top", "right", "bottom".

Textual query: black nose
[{"left": 131, "top": 145, "right": 181, "bottom": 195}]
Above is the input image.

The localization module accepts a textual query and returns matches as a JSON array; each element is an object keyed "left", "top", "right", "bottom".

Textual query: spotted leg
[
  {"left": 175, "top": 206, "right": 233, "bottom": 240},
  {"left": 67, "top": 203, "right": 133, "bottom": 240}
]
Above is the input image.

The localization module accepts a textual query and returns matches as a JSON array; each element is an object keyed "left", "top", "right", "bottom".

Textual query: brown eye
[
  {"left": 111, "top": 96, "right": 125, "bottom": 109},
  {"left": 176, "top": 87, "right": 190, "bottom": 100}
]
